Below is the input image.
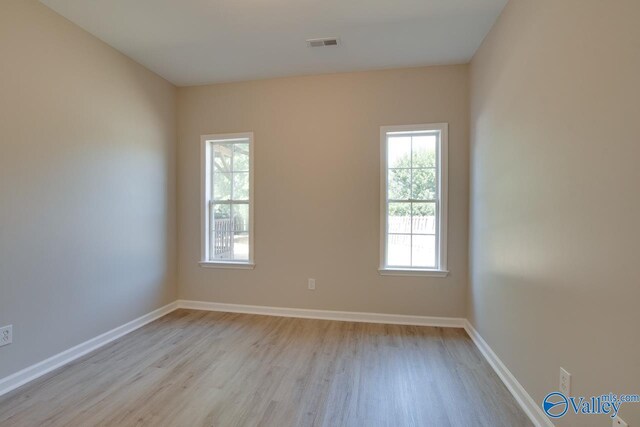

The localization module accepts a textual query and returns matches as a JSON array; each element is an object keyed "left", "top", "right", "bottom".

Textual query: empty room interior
[{"left": 1, "top": 1, "right": 638, "bottom": 426}]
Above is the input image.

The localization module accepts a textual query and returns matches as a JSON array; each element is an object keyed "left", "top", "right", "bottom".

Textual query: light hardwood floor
[{"left": 0, "top": 309, "right": 532, "bottom": 426}]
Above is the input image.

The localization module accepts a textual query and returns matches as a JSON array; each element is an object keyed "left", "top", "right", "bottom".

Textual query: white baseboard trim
[
  {"left": 178, "top": 300, "right": 466, "bottom": 328},
  {"left": 463, "top": 320, "right": 553, "bottom": 427},
  {"left": 0, "top": 301, "right": 179, "bottom": 398}
]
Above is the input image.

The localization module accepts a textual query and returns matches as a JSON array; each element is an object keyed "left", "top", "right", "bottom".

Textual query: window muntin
[
  {"left": 201, "top": 133, "right": 254, "bottom": 265},
  {"left": 381, "top": 124, "right": 448, "bottom": 273}
]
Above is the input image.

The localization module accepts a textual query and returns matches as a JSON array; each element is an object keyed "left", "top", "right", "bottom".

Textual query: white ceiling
[{"left": 40, "top": 0, "right": 507, "bottom": 86}]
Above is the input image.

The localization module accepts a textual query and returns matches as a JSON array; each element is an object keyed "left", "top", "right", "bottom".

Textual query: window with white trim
[
  {"left": 380, "top": 124, "right": 448, "bottom": 276},
  {"left": 201, "top": 133, "right": 254, "bottom": 267}
]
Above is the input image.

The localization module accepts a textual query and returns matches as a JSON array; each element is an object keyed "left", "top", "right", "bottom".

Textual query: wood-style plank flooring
[{"left": 0, "top": 309, "right": 532, "bottom": 426}]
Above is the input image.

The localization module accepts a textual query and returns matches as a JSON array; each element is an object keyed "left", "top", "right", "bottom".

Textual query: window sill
[
  {"left": 378, "top": 268, "right": 449, "bottom": 278},
  {"left": 199, "top": 261, "right": 255, "bottom": 270}
]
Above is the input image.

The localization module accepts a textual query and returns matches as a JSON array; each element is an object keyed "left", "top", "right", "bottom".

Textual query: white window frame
[
  {"left": 379, "top": 123, "right": 449, "bottom": 277},
  {"left": 200, "top": 132, "right": 255, "bottom": 269}
]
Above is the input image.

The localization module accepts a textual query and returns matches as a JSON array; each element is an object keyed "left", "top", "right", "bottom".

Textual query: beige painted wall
[
  {"left": 178, "top": 65, "right": 469, "bottom": 317},
  {"left": 0, "top": 1, "right": 177, "bottom": 378},
  {"left": 469, "top": 1, "right": 640, "bottom": 426}
]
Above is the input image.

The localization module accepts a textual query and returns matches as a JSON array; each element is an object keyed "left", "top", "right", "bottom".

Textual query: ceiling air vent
[{"left": 306, "top": 38, "right": 340, "bottom": 48}]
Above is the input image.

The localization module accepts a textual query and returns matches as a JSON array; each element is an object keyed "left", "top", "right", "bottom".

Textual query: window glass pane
[
  {"left": 388, "top": 203, "right": 411, "bottom": 233},
  {"left": 412, "top": 203, "right": 436, "bottom": 235},
  {"left": 382, "top": 127, "right": 444, "bottom": 270},
  {"left": 211, "top": 204, "right": 232, "bottom": 260},
  {"left": 232, "top": 230, "right": 249, "bottom": 260},
  {"left": 233, "top": 172, "right": 249, "bottom": 200},
  {"left": 388, "top": 168, "right": 411, "bottom": 200},
  {"left": 412, "top": 235, "right": 436, "bottom": 268},
  {"left": 211, "top": 204, "right": 250, "bottom": 261},
  {"left": 387, "top": 234, "right": 411, "bottom": 266},
  {"left": 213, "top": 145, "right": 232, "bottom": 173},
  {"left": 412, "top": 135, "right": 437, "bottom": 168},
  {"left": 232, "top": 204, "right": 249, "bottom": 232},
  {"left": 411, "top": 168, "right": 436, "bottom": 200},
  {"left": 387, "top": 136, "right": 411, "bottom": 168},
  {"left": 233, "top": 143, "right": 250, "bottom": 172},
  {"left": 207, "top": 136, "right": 253, "bottom": 263},
  {"left": 213, "top": 203, "right": 230, "bottom": 221},
  {"left": 213, "top": 172, "right": 232, "bottom": 200}
]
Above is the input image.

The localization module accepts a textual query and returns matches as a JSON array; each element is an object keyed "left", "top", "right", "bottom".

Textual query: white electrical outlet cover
[
  {"left": 0, "top": 325, "right": 12, "bottom": 347},
  {"left": 308, "top": 278, "right": 316, "bottom": 290},
  {"left": 613, "top": 415, "right": 628, "bottom": 427},
  {"left": 559, "top": 367, "right": 571, "bottom": 395}
]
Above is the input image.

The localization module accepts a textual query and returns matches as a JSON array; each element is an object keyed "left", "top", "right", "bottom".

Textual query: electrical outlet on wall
[
  {"left": 613, "top": 415, "right": 629, "bottom": 427},
  {"left": 308, "top": 278, "right": 316, "bottom": 290},
  {"left": 0, "top": 325, "right": 12, "bottom": 347},
  {"left": 559, "top": 367, "right": 571, "bottom": 395}
]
